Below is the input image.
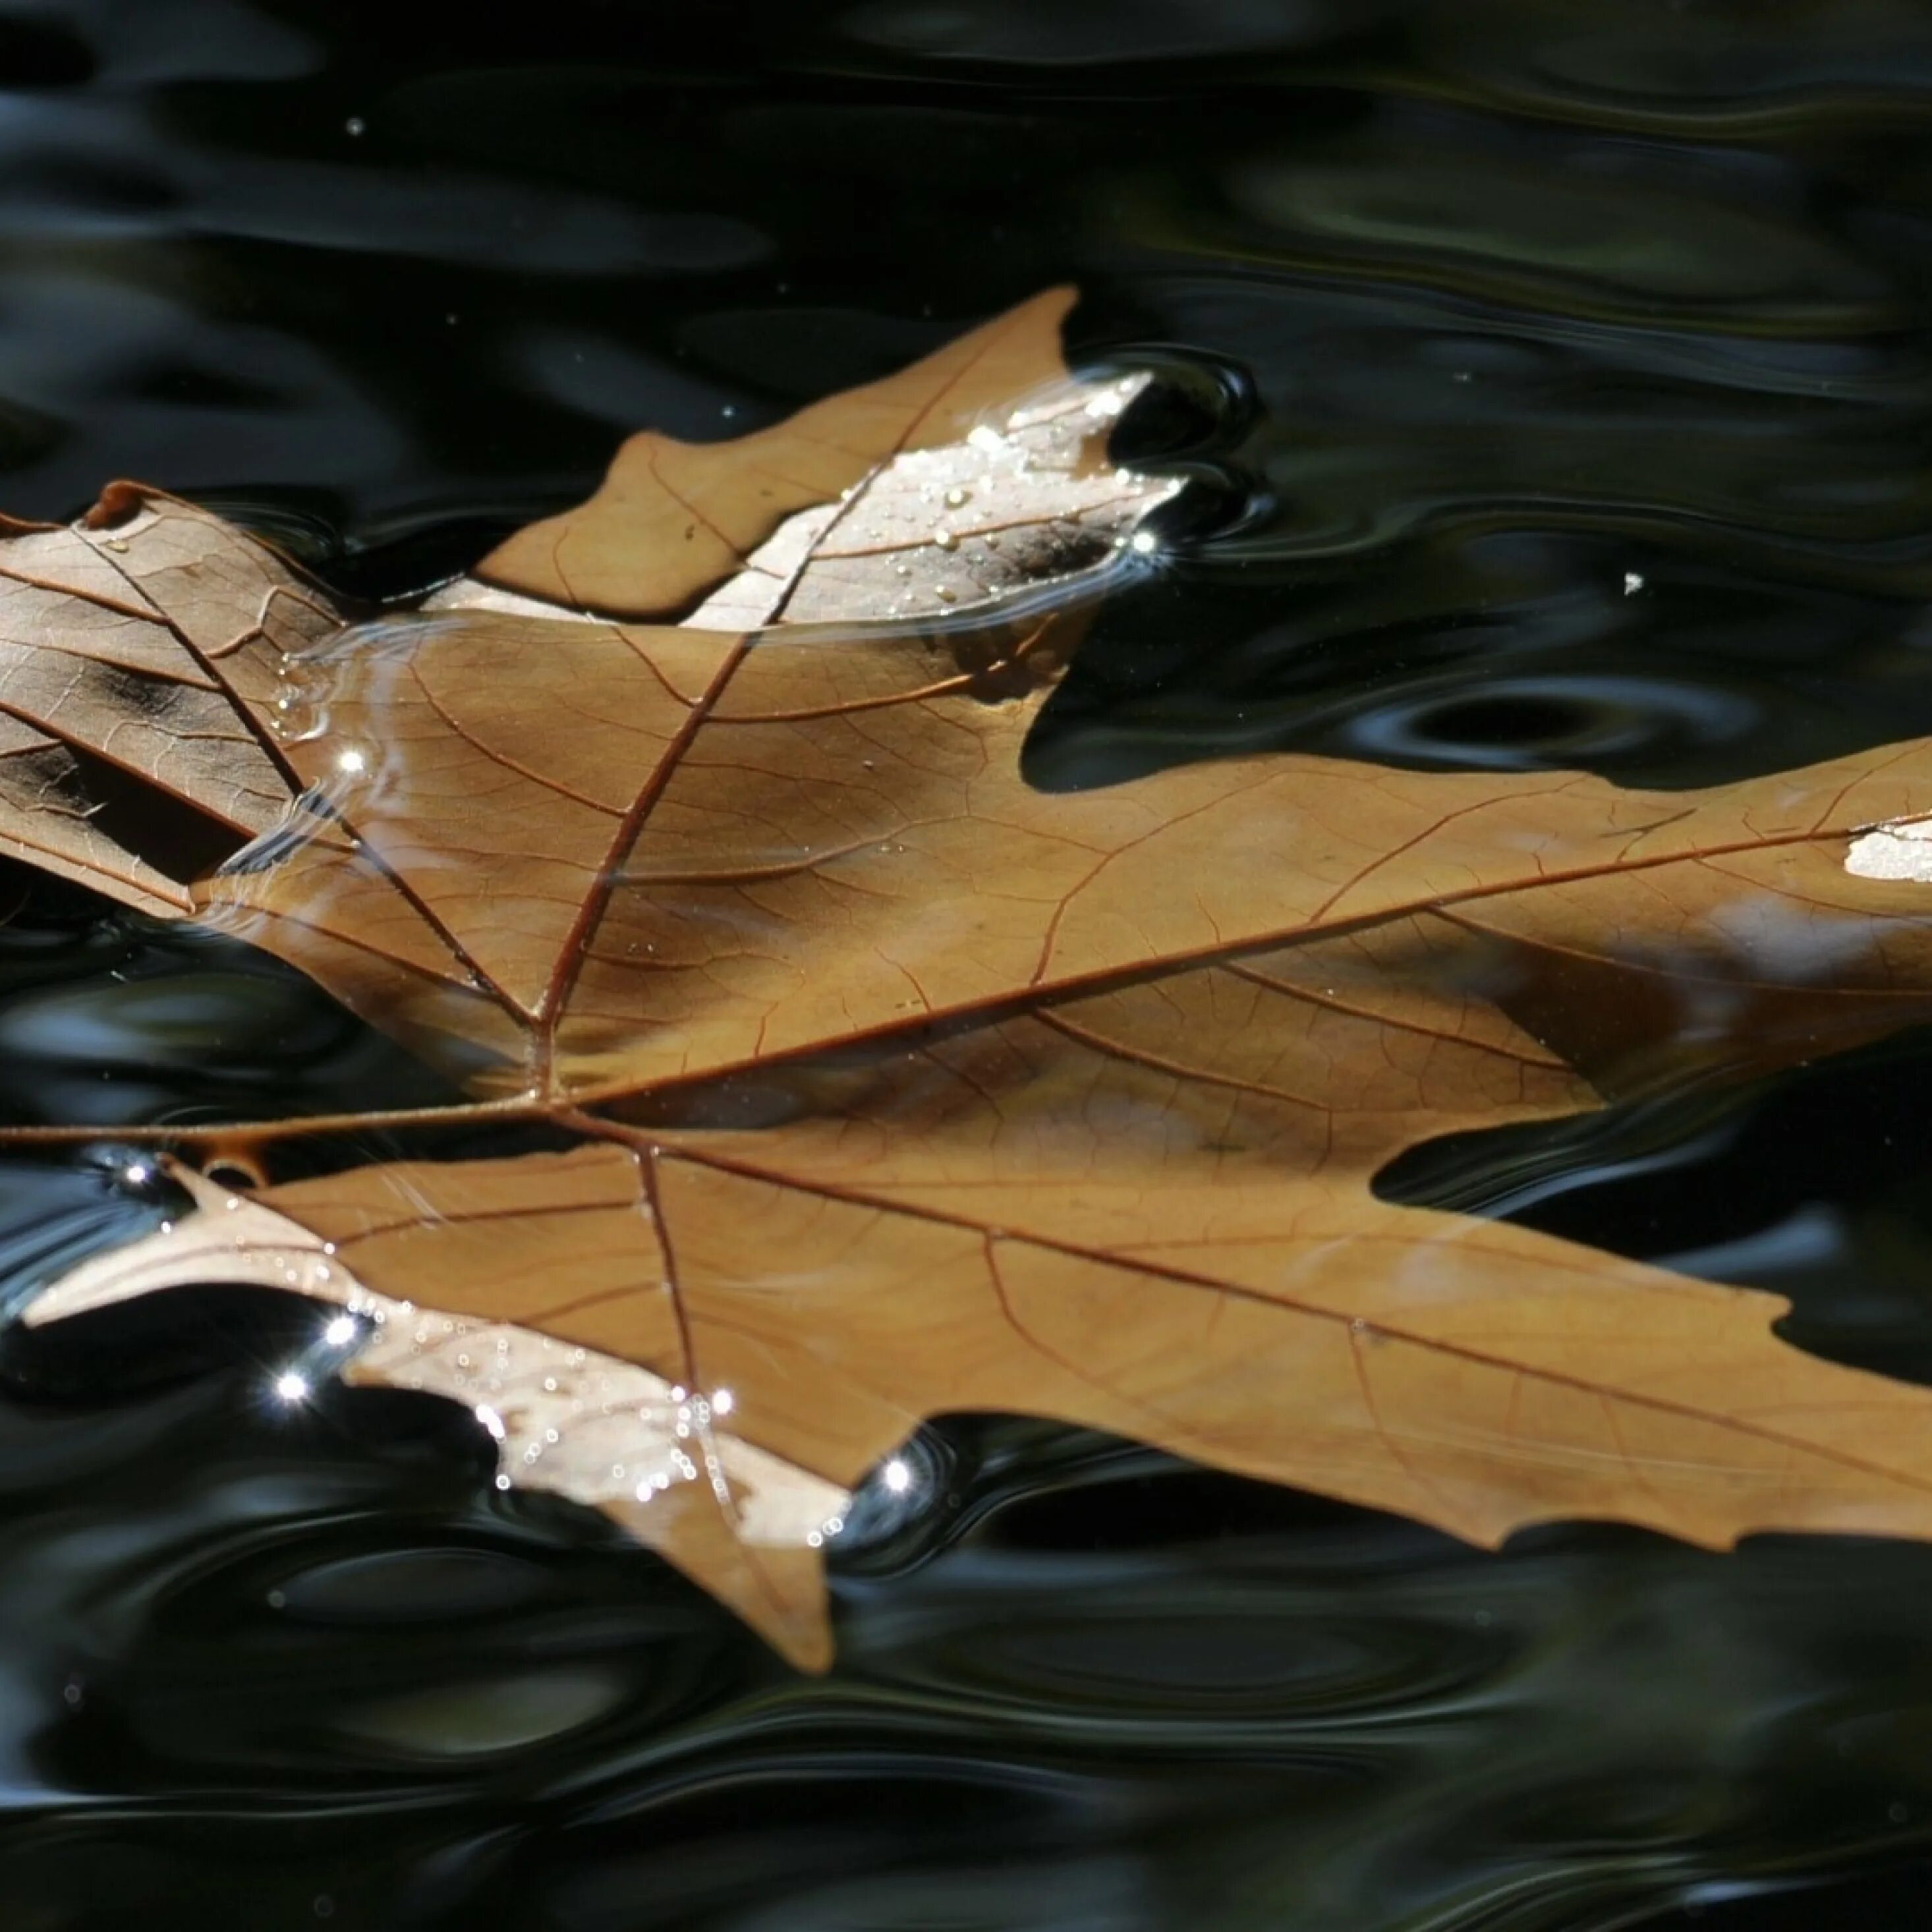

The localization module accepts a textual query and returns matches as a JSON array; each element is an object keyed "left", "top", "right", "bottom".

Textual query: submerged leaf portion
[{"left": 16, "top": 287, "right": 1932, "bottom": 1670}]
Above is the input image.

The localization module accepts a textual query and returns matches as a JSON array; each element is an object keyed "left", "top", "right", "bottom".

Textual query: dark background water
[{"left": 3, "top": 1, "right": 1932, "bottom": 1926}]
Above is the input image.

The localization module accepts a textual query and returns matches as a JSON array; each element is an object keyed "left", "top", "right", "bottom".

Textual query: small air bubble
[
  {"left": 932, "top": 529, "right": 958, "bottom": 552},
  {"left": 944, "top": 486, "right": 971, "bottom": 509},
  {"left": 345, "top": 116, "right": 366, "bottom": 136},
  {"left": 935, "top": 585, "right": 956, "bottom": 605}
]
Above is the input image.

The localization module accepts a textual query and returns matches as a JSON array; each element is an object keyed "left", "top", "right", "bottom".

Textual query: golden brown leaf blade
[
  {"left": 189, "top": 294, "right": 1187, "bottom": 1096},
  {"left": 192, "top": 611, "right": 1932, "bottom": 1109},
  {"left": 30, "top": 948, "right": 1932, "bottom": 1669},
  {"left": 26, "top": 1154, "right": 843, "bottom": 1669},
  {"left": 472, "top": 288, "right": 1093, "bottom": 619},
  {"left": 18, "top": 288, "right": 1932, "bottom": 1678},
  {"left": 0, "top": 488, "right": 339, "bottom": 911}
]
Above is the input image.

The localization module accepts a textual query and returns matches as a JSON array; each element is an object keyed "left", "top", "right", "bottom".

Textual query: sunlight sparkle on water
[
  {"left": 273, "top": 1371, "right": 310, "bottom": 1404},
  {"left": 884, "top": 1458, "right": 913, "bottom": 1494},
  {"left": 322, "top": 1316, "right": 357, "bottom": 1346}
]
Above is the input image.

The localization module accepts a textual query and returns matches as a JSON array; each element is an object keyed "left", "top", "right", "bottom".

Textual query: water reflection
[
  {"left": 0, "top": 0, "right": 1930, "bottom": 1926},
  {"left": 14, "top": 1378, "right": 1932, "bottom": 1929}
]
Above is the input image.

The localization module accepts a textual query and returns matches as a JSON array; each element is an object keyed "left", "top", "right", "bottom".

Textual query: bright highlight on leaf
[
  {"left": 12, "top": 290, "right": 1932, "bottom": 1670},
  {"left": 1846, "top": 816, "right": 1932, "bottom": 882}
]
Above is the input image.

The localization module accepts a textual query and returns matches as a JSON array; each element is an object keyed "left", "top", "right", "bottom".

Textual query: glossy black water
[{"left": 4, "top": 2, "right": 1932, "bottom": 1926}]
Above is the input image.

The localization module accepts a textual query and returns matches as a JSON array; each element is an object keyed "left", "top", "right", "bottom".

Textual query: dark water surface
[{"left": 3, "top": 1, "right": 1932, "bottom": 1925}]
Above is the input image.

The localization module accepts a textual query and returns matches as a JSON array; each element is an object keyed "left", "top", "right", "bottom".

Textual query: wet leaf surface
[{"left": 12, "top": 290, "right": 1932, "bottom": 1670}]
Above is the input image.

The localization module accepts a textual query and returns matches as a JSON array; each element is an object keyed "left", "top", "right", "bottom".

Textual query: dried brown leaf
[
  {"left": 34, "top": 928, "right": 1932, "bottom": 1668},
  {"left": 467, "top": 287, "right": 1110, "bottom": 621},
  {"left": 15, "top": 291, "right": 1932, "bottom": 1668}
]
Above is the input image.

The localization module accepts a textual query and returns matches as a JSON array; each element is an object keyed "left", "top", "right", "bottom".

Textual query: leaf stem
[{"left": 0, "top": 1095, "right": 549, "bottom": 1147}]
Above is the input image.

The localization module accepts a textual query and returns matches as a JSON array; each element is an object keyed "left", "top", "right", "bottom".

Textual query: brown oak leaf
[{"left": 14, "top": 289, "right": 1932, "bottom": 1668}]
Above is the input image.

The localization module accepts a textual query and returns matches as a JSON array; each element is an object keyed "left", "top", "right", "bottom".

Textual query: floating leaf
[{"left": 14, "top": 291, "right": 1932, "bottom": 1668}]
